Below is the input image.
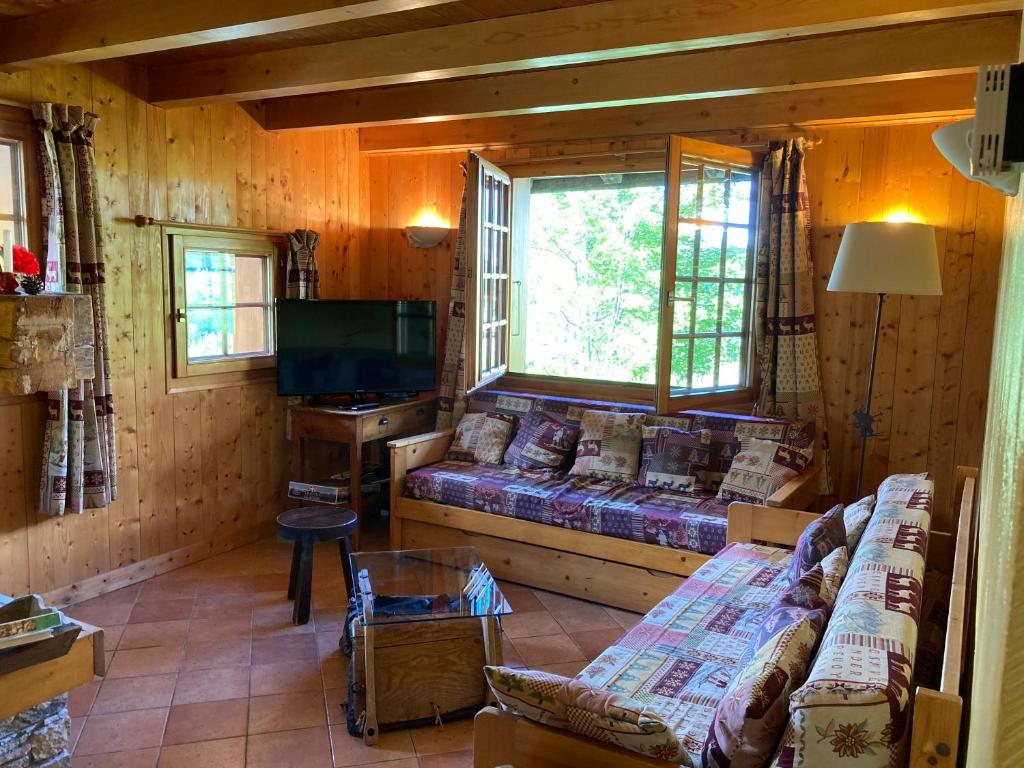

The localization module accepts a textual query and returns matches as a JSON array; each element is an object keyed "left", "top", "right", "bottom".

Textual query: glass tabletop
[{"left": 350, "top": 546, "right": 512, "bottom": 627}]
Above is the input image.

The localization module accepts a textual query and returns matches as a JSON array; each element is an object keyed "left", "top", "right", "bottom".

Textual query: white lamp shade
[{"left": 827, "top": 221, "right": 942, "bottom": 296}]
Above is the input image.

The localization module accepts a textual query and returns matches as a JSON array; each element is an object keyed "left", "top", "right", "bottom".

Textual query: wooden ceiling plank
[
  {"left": 0, "top": 0, "right": 465, "bottom": 70},
  {"left": 146, "top": 0, "right": 1018, "bottom": 106},
  {"left": 357, "top": 73, "right": 978, "bottom": 152},
  {"left": 262, "top": 14, "right": 1019, "bottom": 129}
]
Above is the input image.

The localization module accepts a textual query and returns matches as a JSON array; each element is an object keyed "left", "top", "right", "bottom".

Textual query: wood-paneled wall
[
  {"left": 0, "top": 63, "right": 359, "bottom": 599},
  {"left": 357, "top": 126, "right": 1004, "bottom": 522}
]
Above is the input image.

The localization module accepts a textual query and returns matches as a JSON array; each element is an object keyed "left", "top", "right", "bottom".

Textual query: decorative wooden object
[{"left": 0, "top": 293, "right": 93, "bottom": 395}]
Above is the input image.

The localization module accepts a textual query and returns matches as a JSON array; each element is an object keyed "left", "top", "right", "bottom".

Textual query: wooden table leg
[
  {"left": 481, "top": 616, "right": 503, "bottom": 706},
  {"left": 287, "top": 540, "right": 302, "bottom": 600},
  {"left": 338, "top": 536, "right": 355, "bottom": 601},
  {"left": 363, "top": 621, "right": 379, "bottom": 745},
  {"left": 349, "top": 438, "right": 363, "bottom": 550},
  {"left": 293, "top": 538, "right": 314, "bottom": 625}
]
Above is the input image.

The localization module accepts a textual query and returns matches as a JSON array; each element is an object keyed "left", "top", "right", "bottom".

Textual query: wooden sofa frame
[
  {"left": 388, "top": 417, "right": 823, "bottom": 614},
  {"left": 469, "top": 466, "right": 979, "bottom": 768}
]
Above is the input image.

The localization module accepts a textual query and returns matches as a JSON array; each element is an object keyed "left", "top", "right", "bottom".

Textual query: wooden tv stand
[{"left": 289, "top": 397, "right": 438, "bottom": 525}]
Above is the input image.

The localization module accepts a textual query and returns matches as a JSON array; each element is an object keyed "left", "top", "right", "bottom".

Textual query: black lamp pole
[{"left": 853, "top": 292, "right": 885, "bottom": 498}]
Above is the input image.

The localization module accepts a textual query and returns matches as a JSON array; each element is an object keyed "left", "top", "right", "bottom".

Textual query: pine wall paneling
[
  {"left": 0, "top": 63, "right": 360, "bottom": 599},
  {"left": 358, "top": 126, "right": 1004, "bottom": 524}
]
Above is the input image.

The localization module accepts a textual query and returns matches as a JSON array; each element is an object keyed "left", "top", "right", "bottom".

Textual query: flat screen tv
[{"left": 276, "top": 299, "right": 437, "bottom": 396}]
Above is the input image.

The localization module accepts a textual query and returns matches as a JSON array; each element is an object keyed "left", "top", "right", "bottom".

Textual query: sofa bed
[
  {"left": 474, "top": 468, "right": 977, "bottom": 768},
  {"left": 389, "top": 390, "right": 822, "bottom": 612}
]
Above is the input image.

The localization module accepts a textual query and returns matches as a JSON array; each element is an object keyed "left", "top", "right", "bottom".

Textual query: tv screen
[{"left": 276, "top": 299, "right": 437, "bottom": 396}]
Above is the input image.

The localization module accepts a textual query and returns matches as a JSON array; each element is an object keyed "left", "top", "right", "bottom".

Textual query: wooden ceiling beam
[
  {"left": 146, "top": 0, "right": 1017, "bottom": 106},
  {"left": 0, "top": 0, "right": 463, "bottom": 70},
  {"left": 262, "top": 14, "right": 1019, "bottom": 129},
  {"left": 357, "top": 73, "right": 978, "bottom": 152}
]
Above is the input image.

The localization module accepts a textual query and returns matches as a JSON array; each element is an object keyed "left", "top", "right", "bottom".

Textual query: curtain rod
[{"left": 127, "top": 215, "right": 289, "bottom": 237}]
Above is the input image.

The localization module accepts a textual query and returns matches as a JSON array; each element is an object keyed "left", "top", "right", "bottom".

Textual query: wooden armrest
[
  {"left": 727, "top": 502, "right": 820, "bottom": 547},
  {"left": 387, "top": 429, "right": 453, "bottom": 450},
  {"left": 765, "top": 464, "right": 821, "bottom": 509}
]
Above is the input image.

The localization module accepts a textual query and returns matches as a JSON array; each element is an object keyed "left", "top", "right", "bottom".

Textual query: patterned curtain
[
  {"left": 286, "top": 229, "right": 320, "bottom": 299},
  {"left": 753, "top": 139, "right": 833, "bottom": 494},
  {"left": 34, "top": 103, "right": 117, "bottom": 515},
  {"left": 435, "top": 166, "right": 469, "bottom": 430}
]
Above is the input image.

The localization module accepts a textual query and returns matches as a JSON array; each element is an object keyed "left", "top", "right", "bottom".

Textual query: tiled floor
[{"left": 64, "top": 525, "right": 642, "bottom": 768}]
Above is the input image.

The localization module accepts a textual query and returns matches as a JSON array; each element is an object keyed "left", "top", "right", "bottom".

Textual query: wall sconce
[{"left": 406, "top": 210, "right": 449, "bottom": 249}]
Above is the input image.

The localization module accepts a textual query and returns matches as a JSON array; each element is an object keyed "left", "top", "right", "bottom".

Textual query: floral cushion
[
  {"left": 783, "top": 473, "right": 933, "bottom": 768},
  {"left": 716, "top": 438, "right": 813, "bottom": 504},
  {"left": 577, "top": 542, "right": 794, "bottom": 766},
  {"left": 844, "top": 494, "right": 875, "bottom": 553},
  {"left": 504, "top": 410, "right": 580, "bottom": 470},
  {"left": 703, "top": 549, "right": 847, "bottom": 768},
  {"left": 786, "top": 503, "right": 847, "bottom": 584},
  {"left": 637, "top": 427, "right": 711, "bottom": 491},
  {"left": 484, "top": 666, "right": 685, "bottom": 763},
  {"left": 568, "top": 410, "right": 646, "bottom": 482},
  {"left": 445, "top": 412, "right": 516, "bottom": 463}
]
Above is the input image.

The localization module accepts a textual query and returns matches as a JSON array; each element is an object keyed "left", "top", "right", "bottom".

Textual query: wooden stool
[{"left": 277, "top": 506, "right": 359, "bottom": 625}]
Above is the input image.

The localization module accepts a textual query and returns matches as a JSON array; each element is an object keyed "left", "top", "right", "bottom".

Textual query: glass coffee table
[{"left": 349, "top": 546, "right": 512, "bottom": 744}]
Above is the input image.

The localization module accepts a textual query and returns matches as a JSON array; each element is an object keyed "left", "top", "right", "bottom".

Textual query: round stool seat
[{"left": 277, "top": 506, "right": 358, "bottom": 542}]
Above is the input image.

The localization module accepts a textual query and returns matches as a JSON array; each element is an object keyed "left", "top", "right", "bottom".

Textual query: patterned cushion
[
  {"left": 504, "top": 410, "right": 581, "bottom": 470},
  {"left": 637, "top": 427, "right": 711, "bottom": 491},
  {"left": 484, "top": 666, "right": 685, "bottom": 763},
  {"left": 703, "top": 549, "right": 847, "bottom": 768},
  {"left": 577, "top": 542, "right": 794, "bottom": 766},
  {"left": 716, "top": 438, "right": 813, "bottom": 504},
  {"left": 784, "top": 473, "right": 933, "bottom": 768},
  {"left": 568, "top": 410, "right": 646, "bottom": 482},
  {"left": 469, "top": 389, "right": 655, "bottom": 424},
  {"left": 445, "top": 412, "right": 516, "bottom": 463},
  {"left": 844, "top": 494, "right": 875, "bottom": 554},
  {"left": 404, "top": 460, "right": 732, "bottom": 555},
  {"left": 786, "top": 503, "right": 847, "bottom": 584}
]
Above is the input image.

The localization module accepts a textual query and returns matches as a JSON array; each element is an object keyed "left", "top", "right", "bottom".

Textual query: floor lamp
[{"left": 827, "top": 221, "right": 942, "bottom": 498}]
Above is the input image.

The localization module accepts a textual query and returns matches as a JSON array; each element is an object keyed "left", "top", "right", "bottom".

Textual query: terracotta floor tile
[
  {"left": 74, "top": 708, "right": 168, "bottom": 755},
  {"left": 163, "top": 698, "right": 249, "bottom": 745},
  {"left": 68, "top": 680, "right": 100, "bottom": 717},
  {"left": 570, "top": 627, "right": 626, "bottom": 660},
  {"left": 92, "top": 674, "right": 177, "bottom": 714},
  {"left": 106, "top": 646, "right": 183, "bottom": 679},
  {"left": 329, "top": 727, "right": 417, "bottom": 767},
  {"left": 512, "top": 633, "right": 585, "bottom": 667},
  {"left": 500, "top": 610, "right": 562, "bottom": 639},
  {"left": 196, "top": 575, "right": 257, "bottom": 596},
  {"left": 191, "top": 595, "right": 256, "bottom": 619},
  {"left": 500, "top": 636, "right": 524, "bottom": 668},
  {"left": 247, "top": 726, "right": 333, "bottom": 768},
  {"left": 497, "top": 585, "right": 544, "bottom": 613},
  {"left": 248, "top": 691, "right": 327, "bottom": 734},
  {"left": 312, "top": 606, "right": 348, "bottom": 633},
  {"left": 68, "top": 717, "right": 84, "bottom": 753},
  {"left": 533, "top": 590, "right": 596, "bottom": 613},
  {"left": 128, "top": 599, "right": 195, "bottom": 624},
  {"left": 181, "top": 638, "right": 251, "bottom": 671},
  {"left": 157, "top": 737, "right": 246, "bottom": 768},
  {"left": 66, "top": 601, "right": 135, "bottom": 627},
  {"left": 324, "top": 687, "right": 346, "bottom": 725},
  {"left": 103, "top": 624, "right": 126, "bottom": 650},
  {"left": 409, "top": 718, "right": 474, "bottom": 756},
  {"left": 604, "top": 606, "right": 643, "bottom": 630},
  {"left": 172, "top": 666, "right": 250, "bottom": 705},
  {"left": 251, "top": 659, "right": 324, "bottom": 696},
  {"left": 319, "top": 652, "right": 346, "bottom": 689},
  {"left": 551, "top": 604, "right": 621, "bottom": 634},
  {"left": 119, "top": 620, "right": 189, "bottom": 649},
  {"left": 251, "top": 633, "right": 318, "bottom": 664},
  {"left": 253, "top": 572, "right": 290, "bottom": 593},
  {"left": 137, "top": 580, "right": 199, "bottom": 602},
  {"left": 419, "top": 750, "right": 475, "bottom": 768},
  {"left": 187, "top": 615, "right": 253, "bottom": 642},
  {"left": 253, "top": 604, "right": 315, "bottom": 636},
  {"left": 71, "top": 748, "right": 160, "bottom": 767},
  {"left": 536, "top": 660, "right": 589, "bottom": 677}
]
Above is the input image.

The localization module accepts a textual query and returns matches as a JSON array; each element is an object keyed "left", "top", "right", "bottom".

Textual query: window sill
[{"left": 166, "top": 367, "right": 276, "bottom": 395}]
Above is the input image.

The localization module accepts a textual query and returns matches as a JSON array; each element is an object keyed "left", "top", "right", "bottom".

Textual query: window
[
  {"left": 0, "top": 134, "right": 28, "bottom": 271},
  {"left": 467, "top": 137, "right": 759, "bottom": 411},
  {"left": 169, "top": 231, "right": 278, "bottom": 380}
]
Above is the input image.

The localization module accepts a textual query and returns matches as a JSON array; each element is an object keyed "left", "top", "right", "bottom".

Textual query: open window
[
  {"left": 0, "top": 106, "right": 41, "bottom": 273},
  {"left": 167, "top": 229, "right": 278, "bottom": 382}
]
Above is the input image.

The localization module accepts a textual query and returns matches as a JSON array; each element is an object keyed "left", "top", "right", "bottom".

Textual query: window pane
[
  {"left": 672, "top": 285, "right": 694, "bottom": 333},
  {"left": 702, "top": 166, "right": 728, "bottom": 222},
  {"left": 722, "top": 283, "right": 746, "bottom": 333},
  {"left": 720, "top": 336, "right": 743, "bottom": 387},
  {"left": 0, "top": 220, "right": 15, "bottom": 271},
  {"left": 724, "top": 228, "right": 750, "bottom": 278},
  {"left": 695, "top": 282, "right": 719, "bottom": 334},
  {"left": 185, "top": 250, "right": 234, "bottom": 306},
  {"left": 187, "top": 306, "right": 269, "bottom": 361},
  {"left": 0, "top": 143, "right": 14, "bottom": 216},
  {"left": 698, "top": 225, "right": 724, "bottom": 277},
  {"left": 692, "top": 337, "right": 717, "bottom": 389},
  {"left": 678, "top": 162, "right": 700, "bottom": 219},
  {"left": 669, "top": 339, "right": 691, "bottom": 390},
  {"left": 517, "top": 173, "right": 664, "bottom": 384},
  {"left": 676, "top": 224, "right": 696, "bottom": 277},
  {"left": 728, "top": 172, "right": 753, "bottom": 225},
  {"left": 234, "top": 254, "right": 267, "bottom": 304}
]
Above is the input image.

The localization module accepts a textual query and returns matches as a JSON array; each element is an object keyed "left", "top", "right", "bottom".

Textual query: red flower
[
  {"left": 12, "top": 245, "right": 40, "bottom": 276},
  {"left": 0, "top": 272, "right": 18, "bottom": 294}
]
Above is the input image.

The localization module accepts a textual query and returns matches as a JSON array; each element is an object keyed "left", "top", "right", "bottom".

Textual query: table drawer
[{"left": 361, "top": 403, "right": 436, "bottom": 440}]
